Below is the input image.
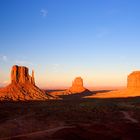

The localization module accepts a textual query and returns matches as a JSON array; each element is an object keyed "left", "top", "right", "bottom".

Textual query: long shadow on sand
[{"left": 59, "top": 89, "right": 112, "bottom": 100}]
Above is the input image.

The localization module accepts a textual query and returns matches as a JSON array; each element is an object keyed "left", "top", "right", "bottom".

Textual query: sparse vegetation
[{"left": 0, "top": 97, "right": 140, "bottom": 139}]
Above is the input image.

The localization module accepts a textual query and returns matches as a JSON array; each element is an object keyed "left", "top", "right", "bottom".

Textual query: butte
[
  {"left": 86, "top": 71, "right": 140, "bottom": 98},
  {"left": 0, "top": 65, "right": 53, "bottom": 101}
]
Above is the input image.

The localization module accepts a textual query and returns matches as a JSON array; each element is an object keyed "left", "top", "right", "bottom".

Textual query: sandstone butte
[
  {"left": 50, "top": 77, "right": 88, "bottom": 96},
  {"left": 67, "top": 77, "right": 87, "bottom": 94},
  {"left": 0, "top": 65, "right": 53, "bottom": 101},
  {"left": 86, "top": 71, "right": 140, "bottom": 98}
]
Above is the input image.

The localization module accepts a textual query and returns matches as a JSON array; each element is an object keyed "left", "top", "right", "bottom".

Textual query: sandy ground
[
  {"left": 0, "top": 96, "right": 140, "bottom": 139},
  {"left": 85, "top": 89, "right": 140, "bottom": 98}
]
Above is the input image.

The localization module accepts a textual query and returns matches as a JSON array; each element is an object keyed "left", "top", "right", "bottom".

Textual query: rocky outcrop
[
  {"left": 11, "top": 65, "right": 35, "bottom": 85},
  {"left": 0, "top": 65, "right": 53, "bottom": 101},
  {"left": 68, "top": 77, "right": 86, "bottom": 93},
  {"left": 49, "top": 77, "right": 89, "bottom": 96},
  {"left": 86, "top": 71, "right": 140, "bottom": 98},
  {"left": 127, "top": 71, "right": 140, "bottom": 89}
]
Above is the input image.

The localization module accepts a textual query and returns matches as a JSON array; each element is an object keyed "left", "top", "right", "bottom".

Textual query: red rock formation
[
  {"left": 127, "top": 71, "right": 140, "bottom": 89},
  {"left": 11, "top": 65, "right": 35, "bottom": 85},
  {"left": 49, "top": 77, "right": 89, "bottom": 96},
  {"left": 0, "top": 65, "right": 53, "bottom": 101},
  {"left": 31, "top": 70, "right": 35, "bottom": 85},
  {"left": 86, "top": 71, "right": 140, "bottom": 98},
  {"left": 68, "top": 77, "right": 86, "bottom": 93}
]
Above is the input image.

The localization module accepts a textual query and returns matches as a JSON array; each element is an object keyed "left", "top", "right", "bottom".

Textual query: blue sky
[{"left": 0, "top": 0, "right": 140, "bottom": 89}]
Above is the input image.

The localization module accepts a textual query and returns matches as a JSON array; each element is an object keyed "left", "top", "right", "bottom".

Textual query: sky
[{"left": 0, "top": 0, "right": 140, "bottom": 89}]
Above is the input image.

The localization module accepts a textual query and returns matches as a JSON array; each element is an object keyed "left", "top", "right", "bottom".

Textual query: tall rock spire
[
  {"left": 11, "top": 65, "right": 18, "bottom": 83},
  {"left": 31, "top": 70, "right": 35, "bottom": 85}
]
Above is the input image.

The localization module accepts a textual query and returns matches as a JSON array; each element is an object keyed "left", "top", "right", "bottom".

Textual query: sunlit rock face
[
  {"left": 127, "top": 71, "right": 140, "bottom": 89},
  {"left": 86, "top": 71, "right": 140, "bottom": 99},
  {"left": 11, "top": 65, "right": 35, "bottom": 85},
  {"left": 0, "top": 65, "right": 52, "bottom": 101},
  {"left": 68, "top": 77, "right": 86, "bottom": 93},
  {"left": 48, "top": 77, "right": 88, "bottom": 96},
  {"left": 50, "top": 77, "right": 87, "bottom": 96}
]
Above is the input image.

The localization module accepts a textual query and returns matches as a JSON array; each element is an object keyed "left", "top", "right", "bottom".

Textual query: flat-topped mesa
[
  {"left": 127, "top": 71, "right": 140, "bottom": 89},
  {"left": 11, "top": 65, "right": 35, "bottom": 85},
  {"left": 68, "top": 77, "right": 86, "bottom": 93}
]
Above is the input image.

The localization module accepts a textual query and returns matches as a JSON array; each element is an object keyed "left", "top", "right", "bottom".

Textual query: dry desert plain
[{"left": 0, "top": 65, "right": 140, "bottom": 140}]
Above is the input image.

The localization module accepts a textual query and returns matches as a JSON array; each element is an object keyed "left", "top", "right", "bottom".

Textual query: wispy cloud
[
  {"left": 40, "top": 9, "right": 48, "bottom": 17},
  {"left": 0, "top": 55, "right": 8, "bottom": 62}
]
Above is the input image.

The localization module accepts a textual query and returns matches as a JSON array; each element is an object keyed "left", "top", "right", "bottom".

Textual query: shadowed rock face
[
  {"left": 127, "top": 71, "right": 140, "bottom": 89},
  {"left": 68, "top": 77, "right": 86, "bottom": 94},
  {"left": 0, "top": 65, "right": 52, "bottom": 101}
]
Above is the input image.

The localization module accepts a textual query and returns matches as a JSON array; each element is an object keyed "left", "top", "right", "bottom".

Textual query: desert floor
[{"left": 0, "top": 90, "right": 140, "bottom": 140}]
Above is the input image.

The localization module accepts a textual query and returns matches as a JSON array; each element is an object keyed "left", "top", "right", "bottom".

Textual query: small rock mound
[{"left": 0, "top": 65, "right": 52, "bottom": 101}]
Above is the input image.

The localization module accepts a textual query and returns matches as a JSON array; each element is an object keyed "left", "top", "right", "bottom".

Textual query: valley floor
[{"left": 0, "top": 93, "right": 140, "bottom": 140}]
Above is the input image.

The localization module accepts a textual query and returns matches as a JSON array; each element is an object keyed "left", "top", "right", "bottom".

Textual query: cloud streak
[
  {"left": 0, "top": 55, "right": 8, "bottom": 62},
  {"left": 40, "top": 9, "right": 48, "bottom": 17}
]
